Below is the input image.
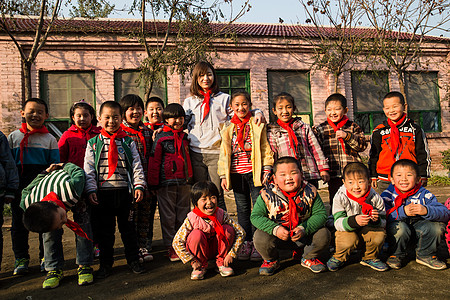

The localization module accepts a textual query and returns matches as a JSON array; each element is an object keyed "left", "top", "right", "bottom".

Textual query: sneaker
[
  {"left": 217, "top": 265, "right": 234, "bottom": 277},
  {"left": 191, "top": 268, "right": 206, "bottom": 280},
  {"left": 326, "top": 257, "right": 344, "bottom": 272},
  {"left": 259, "top": 260, "right": 280, "bottom": 276},
  {"left": 168, "top": 247, "right": 181, "bottom": 262},
  {"left": 360, "top": 259, "right": 389, "bottom": 271},
  {"left": 301, "top": 258, "right": 327, "bottom": 273},
  {"left": 13, "top": 258, "right": 29, "bottom": 276},
  {"left": 238, "top": 241, "right": 252, "bottom": 261},
  {"left": 40, "top": 258, "right": 46, "bottom": 273},
  {"left": 93, "top": 245, "right": 100, "bottom": 259},
  {"left": 77, "top": 266, "right": 94, "bottom": 286},
  {"left": 386, "top": 255, "right": 402, "bottom": 270},
  {"left": 42, "top": 270, "right": 63, "bottom": 289},
  {"left": 250, "top": 246, "right": 262, "bottom": 262},
  {"left": 95, "top": 265, "right": 112, "bottom": 279},
  {"left": 416, "top": 256, "right": 447, "bottom": 270},
  {"left": 139, "top": 248, "right": 154, "bottom": 263},
  {"left": 129, "top": 260, "right": 145, "bottom": 274}
]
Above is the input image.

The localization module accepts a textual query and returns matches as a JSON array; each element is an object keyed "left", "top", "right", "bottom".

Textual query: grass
[
  {"left": 429, "top": 175, "right": 450, "bottom": 186},
  {"left": 3, "top": 203, "right": 12, "bottom": 216}
]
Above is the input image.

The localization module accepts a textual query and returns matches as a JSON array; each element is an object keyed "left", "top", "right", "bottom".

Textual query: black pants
[{"left": 91, "top": 188, "right": 139, "bottom": 267}]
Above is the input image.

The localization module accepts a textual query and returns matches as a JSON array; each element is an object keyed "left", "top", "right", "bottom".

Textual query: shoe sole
[
  {"left": 215, "top": 267, "right": 234, "bottom": 277},
  {"left": 43, "top": 284, "right": 60, "bottom": 289},
  {"left": 78, "top": 280, "right": 93, "bottom": 286},
  {"left": 416, "top": 258, "right": 447, "bottom": 270},
  {"left": 169, "top": 257, "right": 181, "bottom": 262},
  {"left": 359, "top": 261, "right": 388, "bottom": 272},
  {"left": 13, "top": 270, "right": 29, "bottom": 276},
  {"left": 259, "top": 265, "right": 280, "bottom": 276},
  {"left": 386, "top": 262, "right": 401, "bottom": 270},
  {"left": 301, "top": 262, "right": 326, "bottom": 273}
]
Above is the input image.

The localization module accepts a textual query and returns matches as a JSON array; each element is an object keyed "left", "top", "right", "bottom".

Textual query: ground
[{"left": 1, "top": 186, "right": 449, "bottom": 300}]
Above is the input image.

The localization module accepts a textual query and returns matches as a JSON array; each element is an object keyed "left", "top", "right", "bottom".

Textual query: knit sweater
[{"left": 332, "top": 185, "right": 386, "bottom": 232}]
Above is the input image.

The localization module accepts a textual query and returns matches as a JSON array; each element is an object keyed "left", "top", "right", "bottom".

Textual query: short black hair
[
  {"left": 23, "top": 98, "right": 49, "bottom": 114},
  {"left": 383, "top": 91, "right": 405, "bottom": 105},
  {"left": 273, "top": 156, "right": 301, "bottom": 174},
  {"left": 191, "top": 181, "right": 220, "bottom": 207},
  {"left": 99, "top": 101, "right": 123, "bottom": 116},
  {"left": 23, "top": 202, "right": 59, "bottom": 233},
  {"left": 231, "top": 91, "right": 252, "bottom": 107},
  {"left": 273, "top": 92, "right": 296, "bottom": 110},
  {"left": 162, "top": 103, "right": 185, "bottom": 122},
  {"left": 390, "top": 159, "right": 420, "bottom": 178},
  {"left": 146, "top": 96, "right": 165, "bottom": 109},
  {"left": 343, "top": 162, "right": 369, "bottom": 180},
  {"left": 325, "top": 93, "right": 347, "bottom": 109},
  {"left": 119, "top": 94, "right": 145, "bottom": 118},
  {"left": 70, "top": 101, "right": 97, "bottom": 126}
]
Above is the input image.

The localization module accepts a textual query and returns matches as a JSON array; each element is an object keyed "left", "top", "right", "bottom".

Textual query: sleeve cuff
[{"left": 347, "top": 215, "right": 361, "bottom": 229}]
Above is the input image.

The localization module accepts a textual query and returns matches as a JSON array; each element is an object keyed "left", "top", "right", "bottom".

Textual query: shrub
[{"left": 442, "top": 149, "right": 450, "bottom": 172}]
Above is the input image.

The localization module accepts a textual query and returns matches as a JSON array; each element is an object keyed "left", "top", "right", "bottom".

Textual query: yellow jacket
[{"left": 218, "top": 117, "right": 274, "bottom": 190}]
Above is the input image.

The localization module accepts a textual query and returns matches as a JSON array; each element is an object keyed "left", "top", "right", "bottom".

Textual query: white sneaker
[
  {"left": 238, "top": 241, "right": 252, "bottom": 261},
  {"left": 139, "top": 248, "right": 154, "bottom": 263}
]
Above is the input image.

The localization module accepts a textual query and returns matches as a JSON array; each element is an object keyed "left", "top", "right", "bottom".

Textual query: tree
[
  {"left": 132, "top": 0, "right": 250, "bottom": 100},
  {"left": 69, "top": 0, "right": 115, "bottom": 19}
]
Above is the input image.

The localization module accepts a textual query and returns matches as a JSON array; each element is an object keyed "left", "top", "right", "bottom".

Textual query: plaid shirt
[
  {"left": 267, "top": 118, "right": 329, "bottom": 180},
  {"left": 312, "top": 119, "right": 367, "bottom": 178},
  {"left": 122, "top": 120, "right": 153, "bottom": 179}
]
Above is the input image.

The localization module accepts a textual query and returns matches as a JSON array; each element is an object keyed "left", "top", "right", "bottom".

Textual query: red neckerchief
[
  {"left": 281, "top": 189, "right": 300, "bottom": 236},
  {"left": 163, "top": 126, "right": 185, "bottom": 162},
  {"left": 327, "top": 115, "right": 349, "bottom": 154},
  {"left": 199, "top": 90, "right": 212, "bottom": 124},
  {"left": 73, "top": 124, "right": 98, "bottom": 142},
  {"left": 387, "top": 114, "right": 407, "bottom": 157},
  {"left": 41, "top": 192, "right": 92, "bottom": 241},
  {"left": 19, "top": 123, "right": 49, "bottom": 169},
  {"left": 100, "top": 127, "right": 128, "bottom": 179},
  {"left": 346, "top": 189, "right": 373, "bottom": 216},
  {"left": 120, "top": 123, "right": 147, "bottom": 156},
  {"left": 277, "top": 118, "right": 299, "bottom": 159},
  {"left": 231, "top": 112, "right": 252, "bottom": 152},
  {"left": 388, "top": 183, "right": 421, "bottom": 218},
  {"left": 144, "top": 122, "right": 163, "bottom": 131},
  {"left": 192, "top": 206, "right": 228, "bottom": 250}
]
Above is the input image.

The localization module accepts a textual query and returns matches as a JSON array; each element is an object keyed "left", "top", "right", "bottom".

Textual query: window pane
[
  {"left": 231, "top": 75, "right": 246, "bottom": 88},
  {"left": 354, "top": 113, "right": 370, "bottom": 134},
  {"left": 115, "top": 71, "right": 166, "bottom": 102},
  {"left": 352, "top": 71, "right": 389, "bottom": 112},
  {"left": 421, "top": 111, "right": 439, "bottom": 132},
  {"left": 405, "top": 72, "right": 439, "bottom": 110}
]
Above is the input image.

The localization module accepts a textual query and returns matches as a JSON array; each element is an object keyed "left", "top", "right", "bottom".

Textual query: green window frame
[
  {"left": 351, "top": 71, "right": 389, "bottom": 133},
  {"left": 405, "top": 71, "right": 441, "bottom": 132},
  {"left": 114, "top": 70, "right": 167, "bottom": 104},
  {"left": 40, "top": 71, "right": 96, "bottom": 136},
  {"left": 216, "top": 70, "right": 250, "bottom": 96},
  {"left": 267, "top": 70, "right": 312, "bottom": 124}
]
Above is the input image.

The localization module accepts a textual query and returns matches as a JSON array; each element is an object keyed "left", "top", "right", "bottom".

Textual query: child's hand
[
  {"left": 191, "top": 259, "right": 202, "bottom": 270},
  {"left": 356, "top": 214, "right": 370, "bottom": 226},
  {"left": 46, "top": 163, "right": 64, "bottom": 173},
  {"left": 223, "top": 254, "right": 233, "bottom": 267},
  {"left": 370, "top": 209, "right": 379, "bottom": 222},
  {"left": 275, "top": 226, "right": 290, "bottom": 241},
  {"left": 152, "top": 128, "right": 163, "bottom": 140},
  {"left": 253, "top": 111, "right": 266, "bottom": 125},
  {"left": 291, "top": 227, "right": 305, "bottom": 242},
  {"left": 335, "top": 130, "right": 348, "bottom": 140},
  {"left": 371, "top": 179, "right": 377, "bottom": 189},
  {"left": 135, "top": 189, "right": 144, "bottom": 202},
  {"left": 221, "top": 178, "right": 229, "bottom": 192},
  {"left": 404, "top": 203, "right": 415, "bottom": 216},
  {"left": 88, "top": 193, "right": 98, "bottom": 205},
  {"left": 320, "top": 171, "right": 330, "bottom": 183},
  {"left": 409, "top": 203, "right": 428, "bottom": 216}
]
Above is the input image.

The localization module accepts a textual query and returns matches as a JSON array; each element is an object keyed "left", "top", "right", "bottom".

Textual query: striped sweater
[{"left": 20, "top": 163, "right": 85, "bottom": 210}]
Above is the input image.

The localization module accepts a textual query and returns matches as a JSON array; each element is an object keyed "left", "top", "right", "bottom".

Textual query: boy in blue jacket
[{"left": 382, "top": 159, "right": 449, "bottom": 270}]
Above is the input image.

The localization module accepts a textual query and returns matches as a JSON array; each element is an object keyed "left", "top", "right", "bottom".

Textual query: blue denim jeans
[
  {"left": 387, "top": 219, "right": 446, "bottom": 258},
  {"left": 230, "top": 172, "right": 261, "bottom": 242}
]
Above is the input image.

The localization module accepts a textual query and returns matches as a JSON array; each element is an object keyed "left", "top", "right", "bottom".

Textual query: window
[
  {"left": 40, "top": 71, "right": 96, "bottom": 136},
  {"left": 267, "top": 70, "right": 312, "bottom": 124},
  {"left": 405, "top": 72, "right": 440, "bottom": 132},
  {"left": 216, "top": 70, "right": 250, "bottom": 96},
  {"left": 351, "top": 71, "right": 389, "bottom": 133},
  {"left": 114, "top": 70, "right": 167, "bottom": 103}
]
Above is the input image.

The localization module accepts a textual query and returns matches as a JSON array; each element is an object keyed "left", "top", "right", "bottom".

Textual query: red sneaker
[{"left": 168, "top": 247, "right": 181, "bottom": 262}]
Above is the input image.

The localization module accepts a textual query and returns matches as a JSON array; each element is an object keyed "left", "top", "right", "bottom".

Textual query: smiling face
[
  {"left": 72, "top": 107, "right": 93, "bottom": 130},
  {"left": 273, "top": 162, "right": 303, "bottom": 193},
  {"left": 196, "top": 193, "right": 218, "bottom": 216},
  {"left": 197, "top": 67, "right": 214, "bottom": 92},
  {"left": 99, "top": 106, "right": 122, "bottom": 134},
  {"left": 390, "top": 165, "right": 420, "bottom": 193},
  {"left": 383, "top": 96, "right": 406, "bottom": 123},
  {"left": 273, "top": 99, "right": 295, "bottom": 123},
  {"left": 343, "top": 173, "right": 371, "bottom": 198},
  {"left": 125, "top": 103, "right": 143, "bottom": 128},
  {"left": 145, "top": 101, "right": 163, "bottom": 124},
  {"left": 230, "top": 95, "right": 250, "bottom": 120},
  {"left": 325, "top": 100, "right": 348, "bottom": 123},
  {"left": 21, "top": 101, "right": 48, "bottom": 130},
  {"left": 166, "top": 116, "right": 184, "bottom": 131}
]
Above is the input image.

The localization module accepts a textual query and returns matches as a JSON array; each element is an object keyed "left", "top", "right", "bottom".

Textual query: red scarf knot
[
  {"left": 120, "top": 123, "right": 147, "bottom": 156},
  {"left": 388, "top": 183, "right": 421, "bottom": 218},
  {"left": 192, "top": 207, "right": 228, "bottom": 249},
  {"left": 199, "top": 90, "right": 212, "bottom": 124},
  {"left": 346, "top": 189, "right": 373, "bottom": 216},
  {"left": 19, "top": 123, "right": 49, "bottom": 170},
  {"left": 327, "top": 116, "right": 349, "bottom": 155},
  {"left": 387, "top": 114, "right": 407, "bottom": 158},
  {"left": 163, "top": 126, "right": 185, "bottom": 162},
  {"left": 144, "top": 122, "right": 163, "bottom": 131},
  {"left": 231, "top": 112, "right": 252, "bottom": 152},
  {"left": 100, "top": 127, "right": 128, "bottom": 179},
  {"left": 277, "top": 118, "right": 299, "bottom": 159},
  {"left": 281, "top": 189, "right": 300, "bottom": 236}
]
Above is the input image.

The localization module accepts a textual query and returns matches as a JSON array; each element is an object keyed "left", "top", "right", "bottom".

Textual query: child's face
[
  {"left": 52, "top": 206, "right": 67, "bottom": 231},
  {"left": 197, "top": 67, "right": 214, "bottom": 91},
  {"left": 72, "top": 107, "right": 93, "bottom": 130},
  {"left": 196, "top": 193, "right": 218, "bottom": 216},
  {"left": 325, "top": 100, "right": 348, "bottom": 123},
  {"left": 145, "top": 102, "right": 163, "bottom": 124},
  {"left": 390, "top": 165, "right": 420, "bottom": 193},
  {"left": 273, "top": 162, "right": 303, "bottom": 193},
  {"left": 273, "top": 99, "right": 295, "bottom": 123},
  {"left": 99, "top": 106, "right": 122, "bottom": 134},
  {"left": 125, "top": 103, "right": 143, "bottom": 127},
  {"left": 383, "top": 96, "right": 406, "bottom": 123},
  {"left": 166, "top": 116, "right": 184, "bottom": 131},
  {"left": 21, "top": 102, "right": 48, "bottom": 130},
  {"left": 230, "top": 95, "right": 250, "bottom": 120},
  {"left": 343, "top": 173, "right": 370, "bottom": 198}
]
